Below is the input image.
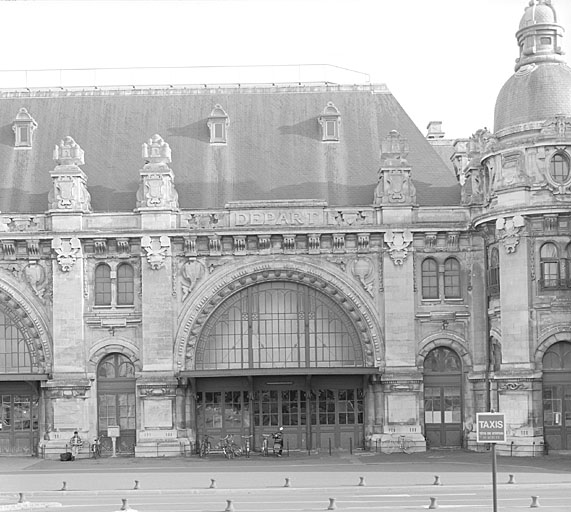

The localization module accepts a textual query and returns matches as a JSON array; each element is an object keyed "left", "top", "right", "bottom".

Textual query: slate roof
[{"left": 0, "top": 83, "right": 461, "bottom": 214}]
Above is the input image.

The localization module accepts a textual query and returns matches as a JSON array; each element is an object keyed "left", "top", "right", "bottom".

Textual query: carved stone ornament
[
  {"left": 384, "top": 229, "right": 413, "bottom": 265},
  {"left": 181, "top": 258, "right": 206, "bottom": 300},
  {"left": 49, "top": 136, "right": 92, "bottom": 213},
  {"left": 141, "top": 235, "right": 170, "bottom": 270},
  {"left": 350, "top": 257, "right": 374, "bottom": 297},
  {"left": 138, "top": 383, "right": 177, "bottom": 398},
  {"left": 137, "top": 134, "right": 179, "bottom": 210},
  {"left": 496, "top": 215, "right": 525, "bottom": 254},
  {"left": 374, "top": 131, "right": 416, "bottom": 205},
  {"left": 51, "top": 237, "right": 81, "bottom": 272},
  {"left": 541, "top": 115, "right": 571, "bottom": 139},
  {"left": 23, "top": 261, "right": 47, "bottom": 299}
]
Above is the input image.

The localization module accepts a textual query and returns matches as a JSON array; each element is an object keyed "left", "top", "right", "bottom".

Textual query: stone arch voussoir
[
  {"left": 175, "top": 258, "right": 384, "bottom": 373},
  {"left": 417, "top": 332, "right": 472, "bottom": 371},
  {"left": 535, "top": 326, "right": 571, "bottom": 370},
  {"left": 87, "top": 337, "right": 142, "bottom": 375}
]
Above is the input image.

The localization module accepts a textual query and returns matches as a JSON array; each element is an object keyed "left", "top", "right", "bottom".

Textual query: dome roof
[
  {"left": 519, "top": 1, "right": 557, "bottom": 30},
  {"left": 494, "top": 63, "right": 571, "bottom": 132}
]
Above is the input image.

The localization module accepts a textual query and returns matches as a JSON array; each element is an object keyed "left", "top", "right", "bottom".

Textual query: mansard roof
[{"left": 0, "top": 83, "right": 460, "bottom": 213}]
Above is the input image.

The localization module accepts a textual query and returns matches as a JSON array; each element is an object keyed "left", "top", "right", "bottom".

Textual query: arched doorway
[
  {"left": 542, "top": 341, "right": 571, "bottom": 451},
  {"left": 192, "top": 281, "right": 370, "bottom": 451},
  {"left": 97, "top": 353, "right": 136, "bottom": 454},
  {"left": 423, "top": 347, "right": 463, "bottom": 448}
]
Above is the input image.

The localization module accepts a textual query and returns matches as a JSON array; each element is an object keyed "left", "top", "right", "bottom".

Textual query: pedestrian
[
  {"left": 273, "top": 426, "right": 284, "bottom": 456},
  {"left": 69, "top": 431, "right": 83, "bottom": 460}
]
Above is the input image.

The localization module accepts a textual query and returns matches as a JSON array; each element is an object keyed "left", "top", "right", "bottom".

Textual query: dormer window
[
  {"left": 12, "top": 108, "right": 37, "bottom": 148},
  {"left": 318, "top": 101, "right": 341, "bottom": 142},
  {"left": 207, "top": 104, "right": 229, "bottom": 144}
]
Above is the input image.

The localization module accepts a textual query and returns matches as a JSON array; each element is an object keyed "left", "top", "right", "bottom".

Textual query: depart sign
[{"left": 476, "top": 412, "right": 506, "bottom": 443}]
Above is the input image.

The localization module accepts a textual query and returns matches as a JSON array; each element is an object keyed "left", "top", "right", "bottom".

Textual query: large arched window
[
  {"left": 117, "top": 263, "right": 134, "bottom": 306},
  {"left": 0, "top": 310, "right": 31, "bottom": 373},
  {"left": 549, "top": 153, "right": 570, "bottom": 184},
  {"left": 488, "top": 248, "right": 500, "bottom": 296},
  {"left": 94, "top": 264, "right": 112, "bottom": 306},
  {"left": 421, "top": 258, "right": 439, "bottom": 299},
  {"left": 444, "top": 258, "right": 461, "bottom": 298},
  {"left": 195, "top": 282, "right": 364, "bottom": 370},
  {"left": 540, "top": 243, "right": 560, "bottom": 289}
]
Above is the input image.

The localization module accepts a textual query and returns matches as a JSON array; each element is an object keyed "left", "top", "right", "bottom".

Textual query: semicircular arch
[
  {"left": 417, "top": 332, "right": 472, "bottom": 370},
  {"left": 0, "top": 271, "right": 52, "bottom": 374},
  {"left": 175, "top": 258, "right": 384, "bottom": 372},
  {"left": 535, "top": 326, "right": 571, "bottom": 369},
  {"left": 87, "top": 337, "right": 142, "bottom": 375}
]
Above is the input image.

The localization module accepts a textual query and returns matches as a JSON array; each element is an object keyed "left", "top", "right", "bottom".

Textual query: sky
[{"left": 0, "top": 0, "right": 570, "bottom": 139}]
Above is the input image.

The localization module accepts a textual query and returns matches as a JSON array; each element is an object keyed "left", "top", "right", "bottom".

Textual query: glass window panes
[
  {"left": 95, "top": 264, "right": 112, "bottom": 305},
  {"left": 421, "top": 259, "right": 438, "bottom": 299},
  {"left": 117, "top": 264, "right": 134, "bottom": 305},
  {"left": 0, "top": 310, "right": 32, "bottom": 373},
  {"left": 550, "top": 153, "right": 570, "bottom": 183},
  {"left": 444, "top": 258, "right": 461, "bottom": 298}
]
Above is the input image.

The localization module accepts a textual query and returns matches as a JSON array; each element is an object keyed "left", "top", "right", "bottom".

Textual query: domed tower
[{"left": 466, "top": 1, "right": 571, "bottom": 455}]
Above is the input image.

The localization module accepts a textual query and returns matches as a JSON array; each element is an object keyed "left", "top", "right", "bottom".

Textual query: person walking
[{"left": 273, "top": 426, "right": 284, "bottom": 457}]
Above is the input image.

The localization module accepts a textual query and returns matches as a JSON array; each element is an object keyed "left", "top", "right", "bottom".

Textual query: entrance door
[
  {"left": 97, "top": 353, "right": 136, "bottom": 454},
  {"left": 543, "top": 341, "right": 571, "bottom": 451},
  {"left": 423, "top": 347, "right": 463, "bottom": 448},
  {"left": 0, "top": 383, "right": 40, "bottom": 455}
]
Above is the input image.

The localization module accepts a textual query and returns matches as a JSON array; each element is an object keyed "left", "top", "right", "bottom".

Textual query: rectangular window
[
  {"left": 214, "top": 122, "right": 224, "bottom": 140},
  {"left": 19, "top": 126, "right": 29, "bottom": 145},
  {"left": 542, "top": 261, "right": 560, "bottom": 288},
  {"left": 326, "top": 120, "right": 336, "bottom": 138}
]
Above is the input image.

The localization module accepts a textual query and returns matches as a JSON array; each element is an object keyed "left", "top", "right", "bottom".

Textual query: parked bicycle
[{"left": 221, "top": 434, "right": 242, "bottom": 459}]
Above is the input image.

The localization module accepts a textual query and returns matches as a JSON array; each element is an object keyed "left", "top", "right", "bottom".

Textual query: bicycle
[
  {"left": 221, "top": 434, "right": 242, "bottom": 459},
  {"left": 199, "top": 434, "right": 212, "bottom": 458},
  {"left": 261, "top": 434, "right": 270, "bottom": 456},
  {"left": 241, "top": 434, "right": 253, "bottom": 458}
]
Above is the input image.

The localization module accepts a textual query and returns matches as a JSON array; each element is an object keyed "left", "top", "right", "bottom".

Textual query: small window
[
  {"left": 488, "top": 248, "right": 500, "bottom": 296},
  {"left": 444, "top": 258, "right": 461, "bottom": 298},
  {"left": 208, "top": 104, "right": 229, "bottom": 144},
  {"left": 540, "top": 37, "right": 552, "bottom": 45},
  {"left": 319, "top": 101, "right": 341, "bottom": 142},
  {"left": 95, "top": 264, "right": 112, "bottom": 306},
  {"left": 540, "top": 242, "right": 560, "bottom": 289},
  {"left": 421, "top": 258, "right": 439, "bottom": 299},
  {"left": 117, "top": 263, "right": 134, "bottom": 306},
  {"left": 12, "top": 107, "right": 37, "bottom": 148},
  {"left": 549, "top": 153, "right": 570, "bottom": 183}
]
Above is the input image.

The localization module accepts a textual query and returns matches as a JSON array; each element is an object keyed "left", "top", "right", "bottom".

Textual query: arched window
[
  {"left": 540, "top": 243, "right": 560, "bottom": 289},
  {"left": 549, "top": 153, "right": 570, "bottom": 184},
  {"left": 421, "top": 258, "right": 439, "bottom": 299},
  {"left": 0, "top": 310, "right": 31, "bottom": 373},
  {"left": 488, "top": 248, "right": 500, "bottom": 296},
  {"left": 94, "top": 264, "right": 112, "bottom": 306},
  {"left": 117, "top": 263, "right": 134, "bottom": 306},
  {"left": 444, "top": 258, "right": 461, "bottom": 298}
]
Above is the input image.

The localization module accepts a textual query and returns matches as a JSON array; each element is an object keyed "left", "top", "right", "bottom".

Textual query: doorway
[
  {"left": 0, "top": 382, "right": 39, "bottom": 455},
  {"left": 97, "top": 353, "right": 136, "bottom": 454},
  {"left": 423, "top": 347, "right": 463, "bottom": 448},
  {"left": 543, "top": 341, "right": 571, "bottom": 451}
]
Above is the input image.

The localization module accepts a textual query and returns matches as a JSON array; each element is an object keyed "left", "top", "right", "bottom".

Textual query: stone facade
[{"left": 0, "top": 0, "right": 569, "bottom": 459}]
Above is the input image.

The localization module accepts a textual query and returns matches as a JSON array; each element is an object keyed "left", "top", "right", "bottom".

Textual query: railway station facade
[{"left": 0, "top": 0, "right": 570, "bottom": 457}]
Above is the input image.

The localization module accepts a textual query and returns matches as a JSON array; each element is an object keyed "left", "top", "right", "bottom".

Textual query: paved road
[{"left": 1, "top": 450, "right": 570, "bottom": 511}]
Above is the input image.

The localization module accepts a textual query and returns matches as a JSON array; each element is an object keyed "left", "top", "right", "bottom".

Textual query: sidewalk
[{"left": 2, "top": 448, "right": 571, "bottom": 474}]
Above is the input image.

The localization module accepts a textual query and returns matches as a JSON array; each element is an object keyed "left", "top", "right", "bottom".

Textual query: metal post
[
  {"left": 328, "top": 438, "right": 332, "bottom": 456},
  {"left": 492, "top": 443, "right": 498, "bottom": 512},
  {"left": 350, "top": 437, "right": 353, "bottom": 455}
]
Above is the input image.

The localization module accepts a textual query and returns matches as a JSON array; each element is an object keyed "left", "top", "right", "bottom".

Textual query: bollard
[
  {"left": 60, "top": 481, "right": 67, "bottom": 491},
  {"left": 327, "top": 498, "right": 337, "bottom": 510},
  {"left": 507, "top": 474, "right": 516, "bottom": 484},
  {"left": 225, "top": 499, "right": 235, "bottom": 512},
  {"left": 120, "top": 499, "right": 130, "bottom": 511},
  {"left": 350, "top": 437, "right": 353, "bottom": 455},
  {"left": 428, "top": 497, "right": 439, "bottom": 509},
  {"left": 133, "top": 480, "right": 140, "bottom": 490},
  {"left": 284, "top": 478, "right": 291, "bottom": 488},
  {"left": 17, "top": 493, "right": 25, "bottom": 504},
  {"left": 530, "top": 496, "right": 540, "bottom": 508},
  {"left": 358, "top": 476, "right": 366, "bottom": 487},
  {"left": 329, "top": 438, "right": 332, "bottom": 456},
  {"left": 209, "top": 478, "right": 217, "bottom": 489},
  {"left": 433, "top": 475, "right": 442, "bottom": 486}
]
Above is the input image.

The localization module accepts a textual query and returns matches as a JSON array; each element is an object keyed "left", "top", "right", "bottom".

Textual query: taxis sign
[{"left": 476, "top": 413, "right": 506, "bottom": 443}]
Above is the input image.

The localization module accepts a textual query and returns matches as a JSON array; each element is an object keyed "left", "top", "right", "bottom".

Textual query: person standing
[
  {"left": 273, "top": 426, "right": 284, "bottom": 456},
  {"left": 69, "top": 431, "right": 83, "bottom": 460}
]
